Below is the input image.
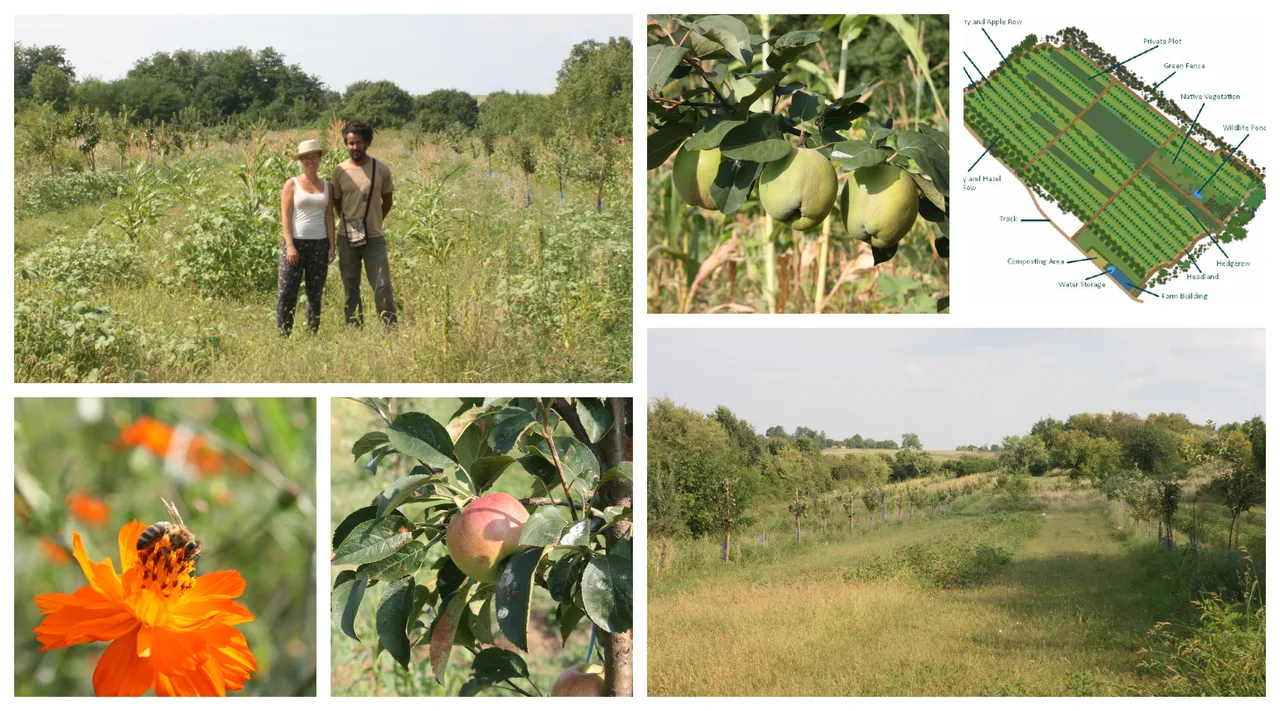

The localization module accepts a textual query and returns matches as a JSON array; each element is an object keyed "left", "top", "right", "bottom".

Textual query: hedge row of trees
[
  {"left": 998, "top": 411, "right": 1265, "bottom": 549},
  {"left": 759, "top": 424, "right": 920, "bottom": 451},
  {"left": 649, "top": 400, "right": 998, "bottom": 537},
  {"left": 651, "top": 402, "right": 1264, "bottom": 548},
  {"left": 15, "top": 38, "right": 631, "bottom": 180},
  {"left": 15, "top": 40, "right": 630, "bottom": 138}
]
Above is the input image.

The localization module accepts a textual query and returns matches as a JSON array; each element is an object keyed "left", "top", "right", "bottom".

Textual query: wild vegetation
[
  {"left": 14, "top": 39, "right": 631, "bottom": 383},
  {"left": 649, "top": 402, "right": 1265, "bottom": 696},
  {"left": 647, "top": 14, "right": 949, "bottom": 314}
]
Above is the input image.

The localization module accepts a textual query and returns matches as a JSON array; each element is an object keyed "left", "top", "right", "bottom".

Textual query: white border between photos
[{"left": 5, "top": 0, "right": 1278, "bottom": 706}]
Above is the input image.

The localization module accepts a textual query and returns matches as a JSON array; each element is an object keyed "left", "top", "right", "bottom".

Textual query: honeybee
[{"left": 137, "top": 498, "right": 201, "bottom": 564}]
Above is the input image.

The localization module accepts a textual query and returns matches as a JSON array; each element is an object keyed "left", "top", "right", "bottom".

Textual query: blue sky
[
  {"left": 15, "top": 14, "right": 630, "bottom": 95},
  {"left": 649, "top": 329, "right": 1266, "bottom": 449}
]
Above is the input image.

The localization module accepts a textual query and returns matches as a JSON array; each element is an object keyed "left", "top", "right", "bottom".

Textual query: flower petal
[
  {"left": 166, "top": 598, "right": 255, "bottom": 631},
  {"left": 141, "top": 626, "right": 209, "bottom": 676},
  {"left": 154, "top": 655, "right": 226, "bottom": 697},
  {"left": 34, "top": 587, "right": 135, "bottom": 650},
  {"left": 117, "top": 520, "right": 146, "bottom": 572},
  {"left": 188, "top": 569, "right": 247, "bottom": 600},
  {"left": 92, "top": 627, "right": 154, "bottom": 696},
  {"left": 72, "top": 532, "right": 125, "bottom": 603},
  {"left": 204, "top": 625, "right": 257, "bottom": 690}
]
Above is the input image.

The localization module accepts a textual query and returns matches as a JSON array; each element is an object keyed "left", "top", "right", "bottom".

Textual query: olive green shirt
[{"left": 332, "top": 157, "right": 394, "bottom": 239}]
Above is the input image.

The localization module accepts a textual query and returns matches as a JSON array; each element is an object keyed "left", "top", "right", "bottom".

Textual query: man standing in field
[{"left": 332, "top": 120, "right": 397, "bottom": 327}]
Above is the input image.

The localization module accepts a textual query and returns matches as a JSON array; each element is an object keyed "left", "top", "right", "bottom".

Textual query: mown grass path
[{"left": 650, "top": 504, "right": 1177, "bottom": 696}]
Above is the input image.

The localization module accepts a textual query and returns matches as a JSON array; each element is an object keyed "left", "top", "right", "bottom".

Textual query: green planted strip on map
[
  {"left": 1198, "top": 134, "right": 1249, "bottom": 195},
  {"left": 963, "top": 51, "right": 998, "bottom": 94},
  {"left": 1171, "top": 103, "right": 1203, "bottom": 165}
]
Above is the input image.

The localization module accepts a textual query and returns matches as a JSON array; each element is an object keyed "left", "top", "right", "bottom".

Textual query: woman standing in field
[{"left": 277, "top": 139, "right": 336, "bottom": 335}]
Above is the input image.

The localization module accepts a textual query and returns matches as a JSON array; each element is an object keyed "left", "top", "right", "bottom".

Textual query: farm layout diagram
[{"left": 963, "top": 26, "right": 1266, "bottom": 302}]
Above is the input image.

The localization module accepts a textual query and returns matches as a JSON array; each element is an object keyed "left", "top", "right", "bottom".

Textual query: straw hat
[{"left": 294, "top": 139, "right": 325, "bottom": 159}]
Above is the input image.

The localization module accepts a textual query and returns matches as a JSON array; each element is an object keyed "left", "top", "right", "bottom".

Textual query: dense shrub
[
  {"left": 15, "top": 289, "right": 145, "bottom": 382},
  {"left": 1142, "top": 585, "right": 1265, "bottom": 696},
  {"left": 15, "top": 168, "right": 130, "bottom": 217},
  {"left": 19, "top": 228, "right": 142, "bottom": 288},
  {"left": 168, "top": 200, "right": 279, "bottom": 297}
]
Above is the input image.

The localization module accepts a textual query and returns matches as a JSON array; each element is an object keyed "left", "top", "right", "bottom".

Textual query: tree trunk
[{"left": 552, "top": 397, "right": 631, "bottom": 696}]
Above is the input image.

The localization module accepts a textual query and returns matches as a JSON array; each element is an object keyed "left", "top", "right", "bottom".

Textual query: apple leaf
[
  {"left": 351, "top": 431, "right": 389, "bottom": 461},
  {"left": 373, "top": 474, "right": 433, "bottom": 518},
  {"left": 332, "top": 505, "right": 377, "bottom": 549},
  {"left": 376, "top": 575, "right": 414, "bottom": 669},
  {"left": 429, "top": 582, "right": 472, "bottom": 682},
  {"left": 573, "top": 398, "right": 614, "bottom": 443},
  {"left": 387, "top": 412, "right": 456, "bottom": 471},
  {"left": 580, "top": 541, "right": 633, "bottom": 633},
  {"left": 469, "top": 456, "right": 516, "bottom": 493},
  {"left": 331, "top": 570, "right": 367, "bottom": 642},
  {"left": 356, "top": 540, "right": 428, "bottom": 582},
  {"left": 485, "top": 407, "right": 536, "bottom": 455},
  {"left": 471, "top": 647, "right": 530, "bottom": 684},
  {"left": 495, "top": 547, "right": 545, "bottom": 652},
  {"left": 331, "top": 516, "right": 413, "bottom": 565},
  {"left": 558, "top": 600, "right": 586, "bottom": 647},
  {"left": 468, "top": 593, "right": 495, "bottom": 645},
  {"left": 520, "top": 506, "right": 573, "bottom": 546}
]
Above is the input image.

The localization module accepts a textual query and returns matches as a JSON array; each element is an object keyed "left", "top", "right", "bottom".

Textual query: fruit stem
[{"left": 542, "top": 425, "right": 579, "bottom": 522}]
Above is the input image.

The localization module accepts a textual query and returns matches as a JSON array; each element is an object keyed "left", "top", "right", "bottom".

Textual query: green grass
[
  {"left": 329, "top": 399, "right": 592, "bottom": 697},
  {"left": 649, "top": 484, "right": 1264, "bottom": 696},
  {"left": 14, "top": 133, "right": 632, "bottom": 383}
]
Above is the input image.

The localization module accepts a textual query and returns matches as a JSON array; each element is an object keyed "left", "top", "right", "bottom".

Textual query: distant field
[{"left": 823, "top": 447, "right": 997, "bottom": 461}]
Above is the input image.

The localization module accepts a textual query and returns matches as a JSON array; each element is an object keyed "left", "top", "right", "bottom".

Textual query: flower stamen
[{"left": 137, "top": 538, "right": 197, "bottom": 597}]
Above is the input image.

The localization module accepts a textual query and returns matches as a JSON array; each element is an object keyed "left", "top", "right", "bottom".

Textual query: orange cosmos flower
[
  {"left": 68, "top": 492, "right": 111, "bottom": 526},
  {"left": 33, "top": 521, "right": 257, "bottom": 696},
  {"left": 119, "top": 416, "right": 227, "bottom": 477},
  {"left": 39, "top": 536, "right": 73, "bottom": 565}
]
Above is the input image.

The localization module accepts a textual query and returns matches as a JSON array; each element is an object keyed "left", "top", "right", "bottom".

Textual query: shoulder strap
[{"left": 362, "top": 159, "right": 377, "bottom": 222}]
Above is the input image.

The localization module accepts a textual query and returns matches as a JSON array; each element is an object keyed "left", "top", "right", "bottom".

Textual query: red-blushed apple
[
  {"left": 551, "top": 663, "right": 606, "bottom": 696},
  {"left": 445, "top": 492, "right": 529, "bottom": 583}
]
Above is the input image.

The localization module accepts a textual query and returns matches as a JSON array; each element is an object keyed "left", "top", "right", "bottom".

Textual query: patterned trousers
[{"left": 276, "top": 239, "right": 330, "bottom": 334}]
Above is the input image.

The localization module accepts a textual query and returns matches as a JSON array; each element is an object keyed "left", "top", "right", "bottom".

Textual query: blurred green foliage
[
  {"left": 330, "top": 398, "right": 590, "bottom": 696},
  {"left": 14, "top": 398, "right": 316, "bottom": 696}
]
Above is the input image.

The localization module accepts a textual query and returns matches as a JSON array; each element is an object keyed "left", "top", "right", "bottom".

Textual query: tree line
[
  {"left": 998, "top": 411, "right": 1264, "bottom": 549},
  {"left": 14, "top": 38, "right": 631, "bottom": 184},
  {"left": 650, "top": 401, "right": 1264, "bottom": 549},
  {"left": 760, "top": 424, "right": 922, "bottom": 450},
  {"left": 649, "top": 400, "right": 995, "bottom": 537},
  {"left": 15, "top": 40, "right": 629, "bottom": 136}
]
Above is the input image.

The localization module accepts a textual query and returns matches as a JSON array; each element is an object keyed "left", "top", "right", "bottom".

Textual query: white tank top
[{"left": 290, "top": 177, "right": 329, "bottom": 240}]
